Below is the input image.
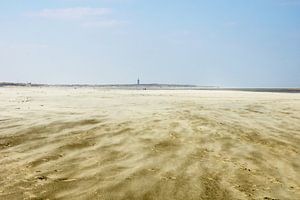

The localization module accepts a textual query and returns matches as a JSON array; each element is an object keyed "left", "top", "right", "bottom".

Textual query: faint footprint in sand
[
  {"left": 239, "top": 167, "right": 252, "bottom": 172},
  {"left": 56, "top": 178, "right": 77, "bottom": 182},
  {"left": 169, "top": 132, "right": 179, "bottom": 139},
  {"left": 147, "top": 168, "right": 159, "bottom": 172},
  {"left": 263, "top": 197, "right": 280, "bottom": 200},
  {"left": 268, "top": 177, "right": 282, "bottom": 185},
  {"left": 161, "top": 176, "right": 177, "bottom": 181},
  {"left": 36, "top": 175, "right": 48, "bottom": 181}
]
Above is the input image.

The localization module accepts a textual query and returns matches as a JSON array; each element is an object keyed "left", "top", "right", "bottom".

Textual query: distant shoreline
[{"left": 0, "top": 82, "right": 299, "bottom": 93}]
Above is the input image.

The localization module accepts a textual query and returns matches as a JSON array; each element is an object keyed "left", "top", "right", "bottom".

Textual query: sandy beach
[{"left": 0, "top": 87, "right": 299, "bottom": 200}]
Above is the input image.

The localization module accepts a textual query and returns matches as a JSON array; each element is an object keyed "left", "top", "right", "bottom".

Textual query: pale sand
[{"left": 0, "top": 87, "right": 299, "bottom": 200}]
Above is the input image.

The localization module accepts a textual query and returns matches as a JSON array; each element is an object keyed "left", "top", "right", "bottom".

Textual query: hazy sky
[{"left": 0, "top": 0, "right": 299, "bottom": 87}]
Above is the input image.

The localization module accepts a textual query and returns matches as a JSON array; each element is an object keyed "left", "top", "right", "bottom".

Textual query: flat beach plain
[{"left": 0, "top": 87, "right": 299, "bottom": 200}]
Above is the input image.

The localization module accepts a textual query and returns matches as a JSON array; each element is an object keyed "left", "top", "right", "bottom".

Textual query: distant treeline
[
  {"left": 1, "top": 82, "right": 299, "bottom": 93},
  {"left": 0, "top": 82, "right": 201, "bottom": 88},
  {"left": 0, "top": 82, "right": 45, "bottom": 87}
]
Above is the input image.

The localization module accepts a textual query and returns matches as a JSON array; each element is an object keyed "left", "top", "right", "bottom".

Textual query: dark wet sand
[{"left": 0, "top": 87, "right": 300, "bottom": 200}]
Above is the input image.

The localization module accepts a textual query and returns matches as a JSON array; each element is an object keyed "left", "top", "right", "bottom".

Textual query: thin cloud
[
  {"left": 26, "top": 7, "right": 111, "bottom": 20},
  {"left": 25, "top": 7, "right": 129, "bottom": 29},
  {"left": 81, "top": 19, "right": 128, "bottom": 28}
]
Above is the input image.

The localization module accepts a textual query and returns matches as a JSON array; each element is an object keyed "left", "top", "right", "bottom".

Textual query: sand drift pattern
[{"left": 0, "top": 88, "right": 300, "bottom": 199}]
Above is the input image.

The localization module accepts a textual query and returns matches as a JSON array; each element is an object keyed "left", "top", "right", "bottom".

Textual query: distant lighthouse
[{"left": 137, "top": 78, "right": 140, "bottom": 85}]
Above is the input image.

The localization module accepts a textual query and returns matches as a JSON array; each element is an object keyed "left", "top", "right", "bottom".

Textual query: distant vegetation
[
  {"left": 0, "top": 82, "right": 202, "bottom": 88},
  {"left": 1, "top": 82, "right": 299, "bottom": 93}
]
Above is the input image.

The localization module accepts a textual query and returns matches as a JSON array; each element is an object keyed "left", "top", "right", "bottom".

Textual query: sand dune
[{"left": 0, "top": 87, "right": 300, "bottom": 200}]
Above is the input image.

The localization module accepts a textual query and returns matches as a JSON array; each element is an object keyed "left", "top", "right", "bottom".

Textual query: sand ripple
[{"left": 0, "top": 88, "right": 300, "bottom": 199}]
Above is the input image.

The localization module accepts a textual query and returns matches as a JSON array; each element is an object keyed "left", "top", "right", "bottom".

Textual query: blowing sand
[{"left": 0, "top": 87, "right": 299, "bottom": 200}]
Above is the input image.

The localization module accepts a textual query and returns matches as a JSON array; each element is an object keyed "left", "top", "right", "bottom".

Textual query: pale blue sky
[{"left": 0, "top": 0, "right": 299, "bottom": 87}]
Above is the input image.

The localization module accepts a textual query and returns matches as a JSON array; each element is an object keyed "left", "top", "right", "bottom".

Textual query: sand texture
[{"left": 0, "top": 87, "right": 300, "bottom": 200}]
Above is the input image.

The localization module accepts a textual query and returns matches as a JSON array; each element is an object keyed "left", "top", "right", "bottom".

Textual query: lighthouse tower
[{"left": 137, "top": 78, "right": 140, "bottom": 85}]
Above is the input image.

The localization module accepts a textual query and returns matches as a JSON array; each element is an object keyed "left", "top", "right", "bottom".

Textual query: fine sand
[{"left": 0, "top": 87, "right": 299, "bottom": 200}]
